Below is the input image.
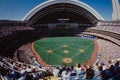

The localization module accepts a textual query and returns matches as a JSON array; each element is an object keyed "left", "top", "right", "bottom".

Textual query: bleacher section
[
  {"left": 0, "top": 26, "right": 34, "bottom": 38},
  {"left": 96, "top": 39, "right": 120, "bottom": 63},
  {"left": 90, "top": 21, "right": 120, "bottom": 34}
]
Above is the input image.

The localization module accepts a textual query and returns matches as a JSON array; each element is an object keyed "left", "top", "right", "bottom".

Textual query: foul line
[{"left": 72, "top": 42, "right": 94, "bottom": 58}]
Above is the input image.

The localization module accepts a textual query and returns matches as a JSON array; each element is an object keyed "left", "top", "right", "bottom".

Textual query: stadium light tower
[{"left": 112, "top": 0, "right": 120, "bottom": 21}]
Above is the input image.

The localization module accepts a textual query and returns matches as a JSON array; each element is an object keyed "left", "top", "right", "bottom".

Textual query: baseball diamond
[{"left": 32, "top": 37, "right": 96, "bottom": 66}]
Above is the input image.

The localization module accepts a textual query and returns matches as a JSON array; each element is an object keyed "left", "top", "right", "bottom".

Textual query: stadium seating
[
  {"left": 0, "top": 55, "right": 120, "bottom": 80},
  {"left": 0, "top": 25, "right": 34, "bottom": 38}
]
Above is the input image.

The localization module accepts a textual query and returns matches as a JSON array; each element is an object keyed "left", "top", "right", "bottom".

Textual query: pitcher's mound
[{"left": 63, "top": 58, "right": 73, "bottom": 63}]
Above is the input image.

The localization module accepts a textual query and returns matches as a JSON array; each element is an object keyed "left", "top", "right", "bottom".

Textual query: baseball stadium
[{"left": 0, "top": 0, "right": 120, "bottom": 80}]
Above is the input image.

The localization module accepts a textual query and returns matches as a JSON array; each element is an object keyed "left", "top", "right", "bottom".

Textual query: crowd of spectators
[
  {"left": 0, "top": 54, "right": 120, "bottom": 80},
  {"left": 96, "top": 39, "right": 120, "bottom": 63},
  {"left": 0, "top": 26, "right": 34, "bottom": 38},
  {"left": 14, "top": 43, "right": 35, "bottom": 64},
  {"left": 89, "top": 22, "right": 120, "bottom": 34},
  {"left": 0, "top": 55, "right": 51, "bottom": 80}
]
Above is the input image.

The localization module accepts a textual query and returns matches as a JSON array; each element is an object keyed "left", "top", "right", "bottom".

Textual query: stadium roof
[{"left": 23, "top": 0, "right": 104, "bottom": 24}]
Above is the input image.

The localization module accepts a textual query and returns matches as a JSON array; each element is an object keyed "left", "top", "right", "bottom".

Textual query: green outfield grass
[{"left": 34, "top": 37, "right": 95, "bottom": 66}]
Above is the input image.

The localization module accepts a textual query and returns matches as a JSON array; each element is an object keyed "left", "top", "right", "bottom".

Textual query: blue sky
[{"left": 0, "top": 0, "right": 117, "bottom": 20}]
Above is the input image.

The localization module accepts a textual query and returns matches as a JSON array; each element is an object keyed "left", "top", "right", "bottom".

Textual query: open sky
[{"left": 0, "top": 0, "right": 118, "bottom": 20}]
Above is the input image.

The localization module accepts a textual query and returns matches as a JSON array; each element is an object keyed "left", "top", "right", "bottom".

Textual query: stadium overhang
[{"left": 22, "top": 0, "right": 104, "bottom": 24}]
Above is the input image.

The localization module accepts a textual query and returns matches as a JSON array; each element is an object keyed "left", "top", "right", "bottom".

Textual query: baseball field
[{"left": 32, "top": 37, "right": 96, "bottom": 66}]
